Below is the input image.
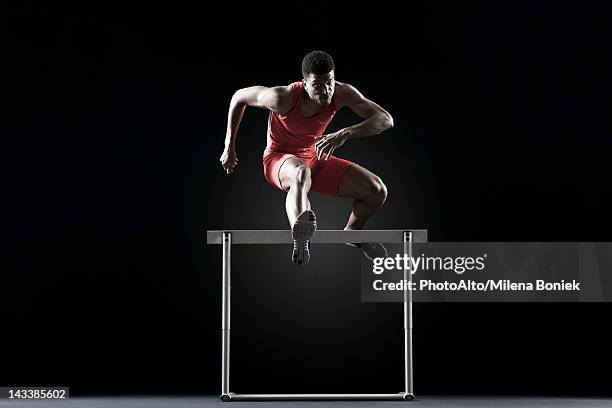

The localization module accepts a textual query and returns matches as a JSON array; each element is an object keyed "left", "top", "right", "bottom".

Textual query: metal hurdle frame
[{"left": 206, "top": 229, "right": 428, "bottom": 402}]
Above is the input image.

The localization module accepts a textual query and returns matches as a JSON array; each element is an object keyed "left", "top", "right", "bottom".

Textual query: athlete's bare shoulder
[
  {"left": 333, "top": 81, "right": 391, "bottom": 120},
  {"left": 333, "top": 81, "right": 364, "bottom": 109},
  {"left": 270, "top": 84, "right": 294, "bottom": 115},
  {"left": 233, "top": 84, "right": 293, "bottom": 114}
]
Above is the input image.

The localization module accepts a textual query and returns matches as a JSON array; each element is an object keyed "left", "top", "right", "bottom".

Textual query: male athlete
[{"left": 220, "top": 51, "right": 393, "bottom": 265}]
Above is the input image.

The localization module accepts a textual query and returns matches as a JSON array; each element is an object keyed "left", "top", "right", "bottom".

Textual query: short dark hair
[{"left": 301, "top": 50, "right": 335, "bottom": 77}]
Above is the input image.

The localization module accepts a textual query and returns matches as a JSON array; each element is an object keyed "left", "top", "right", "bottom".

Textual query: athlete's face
[{"left": 303, "top": 71, "right": 335, "bottom": 106}]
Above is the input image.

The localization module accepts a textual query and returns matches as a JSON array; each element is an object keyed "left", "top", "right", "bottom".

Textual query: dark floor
[{"left": 1, "top": 396, "right": 611, "bottom": 408}]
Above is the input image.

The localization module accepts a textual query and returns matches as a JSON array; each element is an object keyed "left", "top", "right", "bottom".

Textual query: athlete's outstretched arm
[
  {"left": 315, "top": 83, "right": 394, "bottom": 160},
  {"left": 220, "top": 86, "right": 291, "bottom": 174}
]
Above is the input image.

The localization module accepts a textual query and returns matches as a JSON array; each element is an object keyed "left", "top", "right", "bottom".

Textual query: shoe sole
[{"left": 291, "top": 210, "right": 317, "bottom": 265}]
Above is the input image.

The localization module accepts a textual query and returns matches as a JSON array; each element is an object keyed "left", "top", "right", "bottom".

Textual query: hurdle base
[{"left": 220, "top": 392, "right": 414, "bottom": 401}]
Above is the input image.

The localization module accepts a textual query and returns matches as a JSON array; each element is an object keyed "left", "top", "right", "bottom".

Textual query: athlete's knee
[
  {"left": 292, "top": 165, "right": 311, "bottom": 187},
  {"left": 368, "top": 176, "right": 387, "bottom": 205}
]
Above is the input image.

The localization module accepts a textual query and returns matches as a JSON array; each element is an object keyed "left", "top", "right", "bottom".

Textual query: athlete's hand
[
  {"left": 220, "top": 147, "right": 238, "bottom": 174},
  {"left": 315, "top": 130, "right": 348, "bottom": 160}
]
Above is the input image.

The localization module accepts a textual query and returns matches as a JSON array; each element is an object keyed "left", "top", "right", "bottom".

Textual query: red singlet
[{"left": 262, "top": 82, "right": 355, "bottom": 196}]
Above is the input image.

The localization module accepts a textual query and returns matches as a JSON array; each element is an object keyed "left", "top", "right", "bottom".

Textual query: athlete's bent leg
[
  {"left": 338, "top": 164, "right": 388, "bottom": 230},
  {"left": 337, "top": 164, "right": 388, "bottom": 259},
  {"left": 279, "top": 157, "right": 313, "bottom": 226},
  {"left": 279, "top": 157, "right": 317, "bottom": 265}
]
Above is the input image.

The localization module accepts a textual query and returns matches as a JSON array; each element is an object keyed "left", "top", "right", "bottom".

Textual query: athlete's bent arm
[
  {"left": 315, "top": 83, "right": 394, "bottom": 159},
  {"left": 220, "top": 86, "right": 291, "bottom": 174}
]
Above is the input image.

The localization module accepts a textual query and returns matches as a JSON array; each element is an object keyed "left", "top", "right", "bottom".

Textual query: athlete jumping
[{"left": 220, "top": 51, "right": 393, "bottom": 265}]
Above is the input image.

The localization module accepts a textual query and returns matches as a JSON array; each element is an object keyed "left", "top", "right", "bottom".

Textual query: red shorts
[{"left": 263, "top": 152, "right": 356, "bottom": 196}]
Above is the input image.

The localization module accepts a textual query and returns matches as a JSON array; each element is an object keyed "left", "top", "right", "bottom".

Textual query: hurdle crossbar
[{"left": 207, "top": 229, "right": 428, "bottom": 244}]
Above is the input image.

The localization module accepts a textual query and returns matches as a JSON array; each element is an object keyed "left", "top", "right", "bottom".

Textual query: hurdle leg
[
  {"left": 221, "top": 232, "right": 232, "bottom": 402},
  {"left": 404, "top": 231, "right": 414, "bottom": 400}
]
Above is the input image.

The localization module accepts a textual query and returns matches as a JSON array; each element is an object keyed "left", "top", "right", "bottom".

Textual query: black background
[{"left": 4, "top": 0, "right": 612, "bottom": 397}]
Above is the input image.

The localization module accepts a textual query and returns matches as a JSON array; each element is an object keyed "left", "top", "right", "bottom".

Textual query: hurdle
[{"left": 206, "top": 229, "right": 429, "bottom": 401}]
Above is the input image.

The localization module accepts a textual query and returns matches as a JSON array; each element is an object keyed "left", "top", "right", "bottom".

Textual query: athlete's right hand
[{"left": 220, "top": 148, "right": 238, "bottom": 174}]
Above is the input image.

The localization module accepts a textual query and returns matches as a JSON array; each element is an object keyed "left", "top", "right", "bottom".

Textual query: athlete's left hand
[{"left": 315, "top": 130, "right": 348, "bottom": 160}]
